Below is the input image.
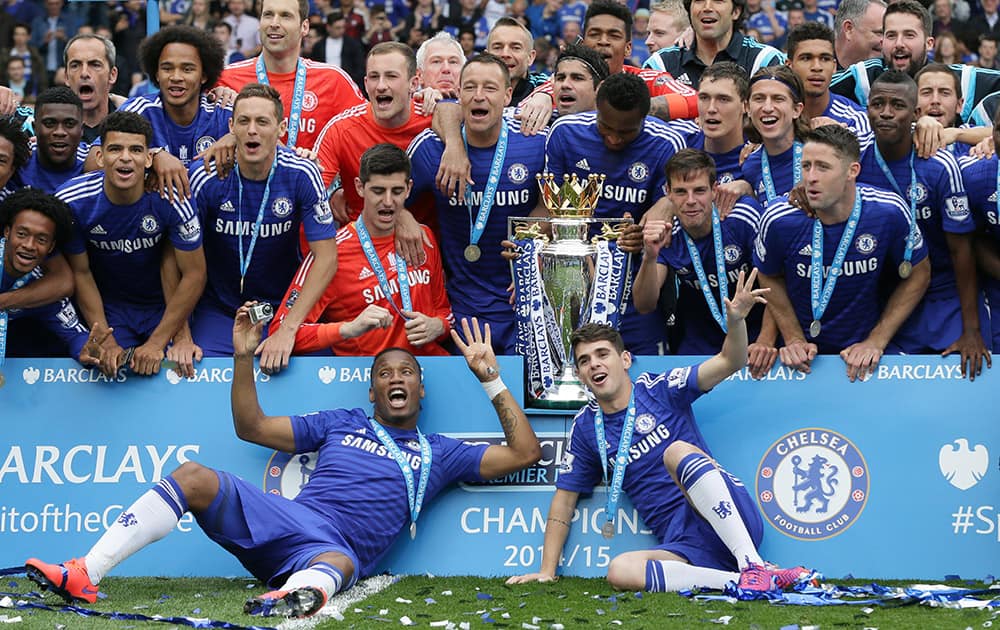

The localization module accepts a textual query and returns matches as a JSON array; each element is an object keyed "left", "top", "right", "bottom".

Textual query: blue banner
[{"left": 1, "top": 356, "right": 996, "bottom": 579}]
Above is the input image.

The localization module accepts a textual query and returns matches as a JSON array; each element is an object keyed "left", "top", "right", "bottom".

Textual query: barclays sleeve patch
[{"left": 313, "top": 200, "right": 333, "bottom": 225}]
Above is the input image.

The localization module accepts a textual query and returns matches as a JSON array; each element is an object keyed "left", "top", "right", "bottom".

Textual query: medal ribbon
[
  {"left": 683, "top": 205, "right": 728, "bottom": 332},
  {"left": 594, "top": 389, "right": 636, "bottom": 529},
  {"left": 873, "top": 146, "right": 917, "bottom": 268},
  {"left": 255, "top": 56, "right": 308, "bottom": 148},
  {"left": 760, "top": 140, "right": 802, "bottom": 203},
  {"left": 235, "top": 154, "right": 277, "bottom": 295},
  {"left": 367, "top": 417, "right": 432, "bottom": 534},
  {"left": 0, "top": 238, "right": 35, "bottom": 371},
  {"left": 354, "top": 217, "right": 411, "bottom": 318},
  {"left": 810, "top": 186, "right": 862, "bottom": 327},
  {"left": 461, "top": 120, "right": 508, "bottom": 250}
]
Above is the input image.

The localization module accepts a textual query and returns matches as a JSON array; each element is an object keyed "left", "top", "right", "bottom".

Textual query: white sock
[
  {"left": 678, "top": 454, "right": 763, "bottom": 570},
  {"left": 84, "top": 479, "right": 186, "bottom": 583},
  {"left": 279, "top": 562, "right": 344, "bottom": 598},
  {"left": 647, "top": 560, "right": 738, "bottom": 591}
]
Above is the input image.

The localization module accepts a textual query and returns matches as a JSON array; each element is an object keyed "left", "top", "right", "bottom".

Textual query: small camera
[{"left": 248, "top": 302, "right": 274, "bottom": 325}]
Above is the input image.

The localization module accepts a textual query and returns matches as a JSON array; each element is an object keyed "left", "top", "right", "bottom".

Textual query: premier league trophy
[{"left": 509, "top": 173, "right": 633, "bottom": 409}]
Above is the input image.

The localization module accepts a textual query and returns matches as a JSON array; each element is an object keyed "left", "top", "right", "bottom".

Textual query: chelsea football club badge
[{"left": 601, "top": 520, "right": 615, "bottom": 539}]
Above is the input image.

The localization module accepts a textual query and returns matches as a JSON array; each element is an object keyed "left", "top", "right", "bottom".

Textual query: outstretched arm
[
  {"left": 506, "top": 488, "right": 580, "bottom": 583},
  {"left": 231, "top": 302, "right": 296, "bottom": 452},
  {"left": 452, "top": 317, "right": 541, "bottom": 479},
  {"left": 697, "top": 268, "right": 770, "bottom": 391}
]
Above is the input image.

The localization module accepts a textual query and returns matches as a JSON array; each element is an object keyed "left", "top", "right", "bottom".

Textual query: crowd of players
[
  {"left": 9, "top": 0, "right": 1000, "bottom": 619},
  {"left": 1, "top": 0, "right": 999, "bottom": 384}
]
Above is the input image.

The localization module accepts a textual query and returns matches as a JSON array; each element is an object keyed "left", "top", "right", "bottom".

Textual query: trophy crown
[{"left": 536, "top": 173, "right": 606, "bottom": 217}]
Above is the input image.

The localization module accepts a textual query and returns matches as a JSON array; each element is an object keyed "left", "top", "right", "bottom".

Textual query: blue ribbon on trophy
[
  {"left": 508, "top": 173, "right": 633, "bottom": 409},
  {"left": 512, "top": 236, "right": 559, "bottom": 398},
  {"left": 589, "top": 237, "right": 632, "bottom": 330}
]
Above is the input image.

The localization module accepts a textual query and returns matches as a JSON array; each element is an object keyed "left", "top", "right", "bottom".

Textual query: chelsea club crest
[
  {"left": 756, "top": 428, "right": 868, "bottom": 541},
  {"left": 264, "top": 450, "right": 319, "bottom": 498}
]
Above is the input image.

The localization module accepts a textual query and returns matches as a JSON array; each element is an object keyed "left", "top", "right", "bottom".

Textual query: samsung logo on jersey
[
  {"left": 91, "top": 235, "right": 163, "bottom": 253},
  {"left": 677, "top": 265, "right": 749, "bottom": 289},
  {"left": 795, "top": 258, "right": 878, "bottom": 278},
  {"left": 363, "top": 269, "right": 432, "bottom": 304},
  {"left": 449, "top": 189, "right": 531, "bottom": 207},
  {"left": 214, "top": 219, "right": 294, "bottom": 237},
  {"left": 0, "top": 444, "right": 200, "bottom": 485},
  {"left": 340, "top": 434, "right": 423, "bottom": 468},
  {"left": 602, "top": 185, "right": 647, "bottom": 204}
]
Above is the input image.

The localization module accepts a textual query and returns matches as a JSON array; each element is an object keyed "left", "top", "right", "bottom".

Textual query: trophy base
[{"left": 528, "top": 370, "right": 590, "bottom": 411}]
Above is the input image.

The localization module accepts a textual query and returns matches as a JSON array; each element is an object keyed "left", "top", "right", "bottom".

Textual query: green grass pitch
[{"left": 5, "top": 575, "right": 997, "bottom": 629}]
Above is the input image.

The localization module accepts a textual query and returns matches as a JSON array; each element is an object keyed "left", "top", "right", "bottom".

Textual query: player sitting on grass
[
  {"left": 25, "top": 316, "right": 541, "bottom": 618},
  {"left": 508, "top": 269, "right": 814, "bottom": 593}
]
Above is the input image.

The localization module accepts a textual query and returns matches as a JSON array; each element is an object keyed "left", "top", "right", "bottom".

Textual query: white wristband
[{"left": 482, "top": 377, "right": 507, "bottom": 400}]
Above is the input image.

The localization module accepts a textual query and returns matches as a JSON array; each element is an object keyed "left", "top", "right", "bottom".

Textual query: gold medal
[
  {"left": 809, "top": 319, "right": 822, "bottom": 338},
  {"left": 464, "top": 244, "right": 481, "bottom": 262},
  {"left": 898, "top": 261, "right": 912, "bottom": 279}
]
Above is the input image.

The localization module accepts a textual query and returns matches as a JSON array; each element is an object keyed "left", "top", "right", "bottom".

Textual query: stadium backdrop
[{"left": 2, "top": 355, "right": 997, "bottom": 579}]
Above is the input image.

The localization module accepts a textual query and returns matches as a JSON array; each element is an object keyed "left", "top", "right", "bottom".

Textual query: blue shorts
[
  {"left": 986, "top": 285, "right": 1000, "bottom": 352},
  {"left": 196, "top": 470, "right": 360, "bottom": 588},
  {"left": 191, "top": 303, "right": 238, "bottom": 357},
  {"left": 888, "top": 290, "right": 989, "bottom": 353},
  {"left": 653, "top": 469, "right": 763, "bottom": 572},
  {"left": 104, "top": 302, "right": 163, "bottom": 349},
  {"left": 452, "top": 310, "right": 518, "bottom": 356}
]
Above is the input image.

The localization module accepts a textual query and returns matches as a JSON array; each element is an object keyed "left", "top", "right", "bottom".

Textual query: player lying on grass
[{"left": 25, "top": 315, "right": 541, "bottom": 618}]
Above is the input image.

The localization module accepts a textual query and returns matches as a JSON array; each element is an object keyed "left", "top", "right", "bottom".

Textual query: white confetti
[
  {"left": 442, "top": 590, "right": 453, "bottom": 596},
  {"left": 862, "top": 607, "right": 875, "bottom": 615},
  {"left": 533, "top": 617, "right": 542, "bottom": 623},
  {"left": 460, "top": 622, "right": 471, "bottom": 630},
  {"left": 379, "top": 608, "right": 389, "bottom": 615},
  {"left": 521, "top": 624, "right": 540, "bottom": 630},
  {"left": 0, "top": 599, "right": 11, "bottom": 610},
  {"left": 551, "top": 625, "right": 564, "bottom": 630},
  {"left": 400, "top": 616, "right": 415, "bottom": 625},
  {"left": 501, "top": 612, "right": 510, "bottom": 619},
  {"left": 429, "top": 622, "right": 450, "bottom": 628},
  {"left": 710, "top": 615, "right": 733, "bottom": 625},
  {"left": 396, "top": 598, "right": 413, "bottom": 604},
  {"left": 0, "top": 616, "right": 21, "bottom": 624}
]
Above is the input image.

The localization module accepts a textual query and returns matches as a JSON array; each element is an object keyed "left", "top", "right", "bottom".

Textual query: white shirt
[{"left": 325, "top": 37, "right": 344, "bottom": 68}]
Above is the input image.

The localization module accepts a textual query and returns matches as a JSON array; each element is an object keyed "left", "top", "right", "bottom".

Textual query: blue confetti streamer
[{"left": 476, "top": 593, "right": 493, "bottom": 600}]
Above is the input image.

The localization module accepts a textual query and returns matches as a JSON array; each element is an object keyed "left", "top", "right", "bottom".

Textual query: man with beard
[{"left": 830, "top": 0, "right": 1000, "bottom": 126}]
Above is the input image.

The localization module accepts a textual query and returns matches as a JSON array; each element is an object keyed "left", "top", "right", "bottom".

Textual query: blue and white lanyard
[
  {"left": 368, "top": 417, "right": 432, "bottom": 538},
  {"left": 0, "top": 238, "right": 33, "bottom": 370},
  {"left": 255, "top": 56, "right": 308, "bottom": 148},
  {"left": 760, "top": 140, "right": 802, "bottom": 203},
  {"left": 355, "top": 217, "right": 411, "bottom": 318},
  {"left": 461, "top": 120, "right": 508, "bottom": 248},
  {"left": 682, "top": 205, "right": 728, "bottom": 332},
  {"left": 810, "top": 187, "right": 862, "bottom": 325},
  {"left": 873, "top": 146, "right": 917, "bottom": 267},
  {"left": 235, "top": 154, "right": 277, "bottom": 295},
  {"left": 594, "top": 390, "right": 636, "bottom": 528}
]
